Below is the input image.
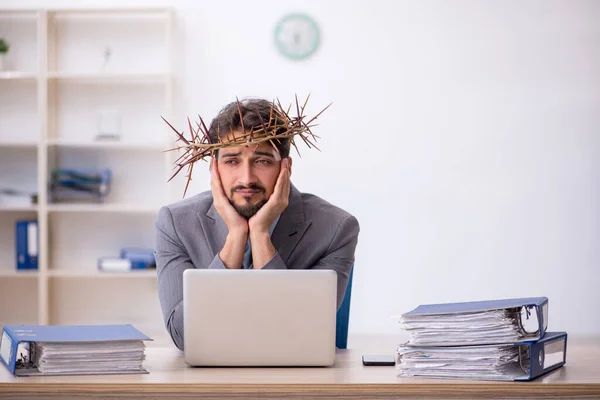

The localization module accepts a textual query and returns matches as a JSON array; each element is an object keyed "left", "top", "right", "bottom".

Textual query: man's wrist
[
  {"left": 220, "top": 229, "right": 247, "bottom": 269},
  {"left": 249, "top": 228, "right": 270, "bottom": 242},
  {"left": 228, "top": 225, "right": 249, "bottom": 238},
  {"left": 249, "top": 230, "right": 275, "bottom": 270}
]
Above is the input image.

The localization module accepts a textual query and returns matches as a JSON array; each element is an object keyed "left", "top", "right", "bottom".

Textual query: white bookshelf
[{"left": 0, "top": 8, "right": 173, "bottom": 337}]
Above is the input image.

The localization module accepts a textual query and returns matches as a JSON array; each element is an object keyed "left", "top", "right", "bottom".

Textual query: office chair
[{"left": 335, "top": 266, "right": 354, "bottom": 349}]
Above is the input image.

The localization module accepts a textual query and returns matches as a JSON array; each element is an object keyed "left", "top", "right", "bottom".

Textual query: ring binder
[
  {"left": 1, "top": 324, "right": 152, "bottom": 376},
  {"left": 399, "top": 297, "right": 549, "bottom": 346},
  {"left": 396, "top": 332, "right": 567, "bottom": 381}
]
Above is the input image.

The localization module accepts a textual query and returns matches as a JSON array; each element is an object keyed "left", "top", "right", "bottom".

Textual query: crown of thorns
[{"left": 162, "top": 95, "right": 331, "bottom": 197}]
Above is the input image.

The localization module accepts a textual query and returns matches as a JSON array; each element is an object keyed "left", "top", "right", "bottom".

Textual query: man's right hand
[
  {"left": 211, "top": 158, "right": 248, "bottom": 235},
  {"left": 211, "top": 158, "right": 248, "bottom": 269}
]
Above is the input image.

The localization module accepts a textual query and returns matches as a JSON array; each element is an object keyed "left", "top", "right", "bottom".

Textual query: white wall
[{"left": 4, "top": 0, "right": 599, "bottom": 336}]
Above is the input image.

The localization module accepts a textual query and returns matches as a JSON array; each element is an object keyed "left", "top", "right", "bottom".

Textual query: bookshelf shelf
[
  {"left": 0, "top": 140, "right": 38, "bottom": 148},
  {"left": 47, "top": 203, "right": 160, "bottom": 213},
  {"left": 0, "top": 205, "right": 38, "bottom": 212},
  {"left": 48, "top": 270, "right": 156, "bottom": 279},
  {"left": 0, "top": 72, "right": 37, "bottom": 80},
  {"left": 47, "top": 138, "right": 168, "bottom": 151},
  {"left": 47, "top": 72, "right": 169, "bottom": 84},
  {"left": 0, "top": 270, "right": 39, "bottom": 278},
  {"left": 0, "top": 7, "right": 173, "bottom": 334}
]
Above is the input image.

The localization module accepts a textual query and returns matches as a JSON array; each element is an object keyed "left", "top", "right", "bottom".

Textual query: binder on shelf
[
  {"left": 98, "top": 248, "right": 156, "bottom": 272},
  {"left": 15, "top": 220, "right": 38, "bottom": 270},
  {"left": 120, "top": 247, "right": 156, "bottom": 269},
  {"left": 400, "top": 297, "right": 548, "bottom": 346},
  {"left": 50, "top": 168, "right": 112, "bottom": 203},
  {"left": 396, "top": 331, "right": 567, "bottom": 381},
  {"left": 0, "top": 324, "right": 152, "bottom": 376},
  {"left": 98, "top": 257, "right": 151, "bottom": 272}
]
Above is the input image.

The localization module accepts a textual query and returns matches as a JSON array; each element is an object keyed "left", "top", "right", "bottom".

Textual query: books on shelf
[
  {"left": 98, "top": 247, "right": 156, "bottom": 272},
  {"left": 16, "top": 220, "right": 38, "bottom": 270},
  {"left": 0, "top": 324, "right": 152, "bottom": 376},
  {"left": 395, "top": 297, "right": 567, "bottom": 381}
]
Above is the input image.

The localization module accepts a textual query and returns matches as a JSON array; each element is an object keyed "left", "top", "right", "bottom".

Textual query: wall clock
[{"left": 274, "top": 13, "right": 320, "bottom": 60}]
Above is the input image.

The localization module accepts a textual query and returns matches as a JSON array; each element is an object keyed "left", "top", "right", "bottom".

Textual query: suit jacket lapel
[
  {"left": 200, "top": 202, "right": 228, "bottom": 257},
  {"left": 271, "top": 184, "right": 312, "bottom": 265}
]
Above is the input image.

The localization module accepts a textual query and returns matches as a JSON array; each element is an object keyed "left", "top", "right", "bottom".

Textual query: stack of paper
[
  {"left": 396, "top": 343, "right": 528, "bottom": 380},
  {"left": 400, "top": 309, "right": 532, "bottom": 346},
  {"left": 0, "top": 324, "right": 152, "bottom": 376},
  {"left": 395, "top": 298, "right": 568, "bottom": 381},
  {"left": 31, "top": 341, "right": 147, "bottom": 375}
]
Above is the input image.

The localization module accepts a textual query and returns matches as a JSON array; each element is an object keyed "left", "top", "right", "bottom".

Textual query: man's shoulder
[
  {"left": 159, "top": 190, "right": 214, "bottom": 219},
  {"left": 299, "top": 191, "right": 356, "bottom": 224}
]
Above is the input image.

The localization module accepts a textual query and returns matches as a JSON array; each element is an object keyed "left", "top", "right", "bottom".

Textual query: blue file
[
  {"left": 15, "top": 220, "right": 38, "bottom": 270},
  {"left": 396, "top": 331, "right": 568, "bottom": 381},
  {"left": 0, "top": 324, "right": 152, "bottom": 376},
  {"left": 120, "top": 247, "right": 156, "bottom": 269},
  {"left": 520, "top": 331, "right": 568, "bottom": 381}
]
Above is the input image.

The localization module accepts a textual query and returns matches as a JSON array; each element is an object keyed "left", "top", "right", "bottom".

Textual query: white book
[{"left": 98, "top": 257, "right": 131, "bottom": 272}]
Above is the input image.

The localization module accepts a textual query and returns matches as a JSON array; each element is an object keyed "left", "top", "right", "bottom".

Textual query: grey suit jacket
[{"left": 155, "top": 184, "right": 360, "bottom": 350}]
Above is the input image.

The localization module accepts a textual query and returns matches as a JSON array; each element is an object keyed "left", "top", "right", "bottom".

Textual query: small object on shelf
[
  {"left": 0, "top": 38, "right": 9, "bottom": 71},
  {"left": 98, "top": 248, "right": 156, "bottom": 272},
  {"left": 95, "top": 109, "right": 121, "bottom": 141},
  {"left": 101, "top": 46, "right": 112, "bottom": 72},
  {"left": 120, "top": 247, "right": 156, "bottom": 269},
  {"left": 98, "top": 257, "right": 133, "bottom": 272},
  {"left": 16, "top": 220, "right": 38, "bottom": 270},
  {"left": 0, "top": 189, "right": 37, "bottom": 206},
  {"left": 50, "top": 168, "right": 112, "bottom": 203}
]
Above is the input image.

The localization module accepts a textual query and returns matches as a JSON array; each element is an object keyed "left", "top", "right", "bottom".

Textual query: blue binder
[
  {"left": 0, "top": 324, "right": 152, "bottom": 376},
  {"left": 397, "top": 331, "right": 567, "bottom": 381},
  {"left": 403, "top": 297, "right": 549, "bottom": 342},
  {"left": 15, "top": 220, "right": 38, "bottom": 270},
  {"left": 517, "top": 331, "right": 568, "bottom": 381}
]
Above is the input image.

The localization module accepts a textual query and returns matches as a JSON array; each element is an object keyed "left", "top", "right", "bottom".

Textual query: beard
[{"left": 229, "top": 184, "right": 267, "bottom": 219}]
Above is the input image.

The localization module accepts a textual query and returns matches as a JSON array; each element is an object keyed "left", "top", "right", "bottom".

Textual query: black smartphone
[{"left": 362, "top": 354, "right": 396, "bottom": 366}]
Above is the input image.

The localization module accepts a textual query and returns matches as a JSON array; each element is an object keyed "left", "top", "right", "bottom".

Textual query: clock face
[{"left": 274, "top": 13, "right": 320, "bottom": 60}]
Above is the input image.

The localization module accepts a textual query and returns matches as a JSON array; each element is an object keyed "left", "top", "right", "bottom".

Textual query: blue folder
[
  {"left": 516, "top": 331, "right": 568, "bottom": 381},
  {"left": 397, "top": 331, "right": 567, "bottom": 381},
  {"left": 403, "top": 297, "right": 549, "bottom": 342},
  {"left": 15, "top": 220, "right": 38, "bottom": 270},
  {"left": 0, "top": 324, "right": 152, "bottom": 376}
]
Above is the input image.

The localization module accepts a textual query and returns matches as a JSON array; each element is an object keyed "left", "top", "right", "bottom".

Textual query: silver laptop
[{"left": 183, "top": 269, "right": 337, "bottom": 367}]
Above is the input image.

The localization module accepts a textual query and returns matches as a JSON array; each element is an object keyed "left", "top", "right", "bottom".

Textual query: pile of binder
[
  {"left": 50, "top": 168, "right": 112, "bottom": 203},
  {"left": 0, "top": 324, "right": 152, "bottom": 376},
  {"left": 98, "top": 247, "right": 156, "bottom": 272},
  {"left": 396, "top": 297, "right": 568, "bottom": 381}
]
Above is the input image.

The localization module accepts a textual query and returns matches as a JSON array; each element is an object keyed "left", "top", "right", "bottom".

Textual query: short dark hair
[{"left": 208, "top": 98, "right": 291, "bottom": 158}]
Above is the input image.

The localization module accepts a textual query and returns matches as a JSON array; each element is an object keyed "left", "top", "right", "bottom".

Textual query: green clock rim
[{"left": 274, "top": 13, "right": 320, "bottom": 60}]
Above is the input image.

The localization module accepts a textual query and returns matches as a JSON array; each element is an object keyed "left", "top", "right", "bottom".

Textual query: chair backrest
[{"left": 335, "top": 266, "right": 354, "bottom": 349}]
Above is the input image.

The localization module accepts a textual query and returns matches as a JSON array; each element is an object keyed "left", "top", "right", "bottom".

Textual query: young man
[{"left": 155, "top": 99, "right": 360, "bottom": 350}]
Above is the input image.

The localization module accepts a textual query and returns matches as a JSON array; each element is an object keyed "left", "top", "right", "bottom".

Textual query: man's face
[{"left": 217, "top": 134, "right": 289, "bottom": 219}]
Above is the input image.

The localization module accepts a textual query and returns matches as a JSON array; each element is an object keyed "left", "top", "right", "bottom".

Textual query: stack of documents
[
  {"left": 396, "top": 297, "right": 568, "bottom": 381},
  {"left": 31, "top": 341, "right": 147, "bottom": 375},
  {"left": 401, "top": 308, "right": 538, "bottom": 346},
  {"left": 396, "top": 343, "right": 524, "bottom": 380},
  {"left": 0, "top": 324, "right": 152, "bottom": 376}
]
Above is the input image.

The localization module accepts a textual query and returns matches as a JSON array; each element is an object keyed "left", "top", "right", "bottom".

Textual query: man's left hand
[{"left": 248, "top": 158, "right": 291, "bottom": 234}]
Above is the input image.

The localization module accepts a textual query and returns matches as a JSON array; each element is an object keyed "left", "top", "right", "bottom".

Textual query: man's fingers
[
  {"left": 210, "top": 158, "right": 227, "bottom": 199},
  {"left": 272, "top": 158, "right": 288, "bottom": 200}
]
